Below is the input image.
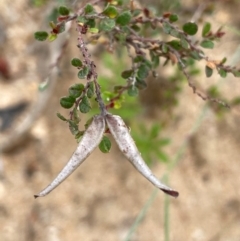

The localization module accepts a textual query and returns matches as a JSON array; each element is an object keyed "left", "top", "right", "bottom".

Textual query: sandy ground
[{"left": 0, "top": 1, "right": 240, "bottom": 241}]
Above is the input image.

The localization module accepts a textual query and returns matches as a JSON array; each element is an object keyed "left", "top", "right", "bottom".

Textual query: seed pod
[
  {"left": 34, "top": 115, "right": 105, "bottom": 198},
  {"left": 105, "top": 114, "right": 179, "bottom": 197}
]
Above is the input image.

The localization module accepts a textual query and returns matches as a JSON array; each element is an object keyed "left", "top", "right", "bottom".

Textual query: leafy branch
[{"left": 34, "top": 0, "right": 240, "bottom": 149}]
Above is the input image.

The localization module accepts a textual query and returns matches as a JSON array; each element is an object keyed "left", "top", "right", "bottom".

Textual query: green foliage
[
  {"left": 60, "top": 96, "right": 75, "bottom": 109},
  {"left": 103, "top": 5, "right": 118, "bottom": 18},
  {"left": 78, "top": 66, "right": 89, "bottom": 79},
  {"left": 99, "top": 18, "right": 115, "bottom": 31},
  {"left": 87, "top": 82, "right": 94, "bottom": 98},
  {"left": 182, "top": 22, "right": 198, "bottom": 35},
  {"left": 34, "top": 0, "right": 240, "bottom": 167},
  {"left": 127, "top": 85, "right": 138, "bottom": 97},
  {"left": 85, "top": 4, "right": 95, "bottom": 14},
  {"left": 56, "top": 112, "right": 67, "bottom": 121},
  {"left": 71, "top": 58, "right": 83, "bottom": 67},
  {"left": 69, "top": 84, "right": 84, "bottom": 98},
  {"left": 116, "top": 11, "right": 131, "bottom": 26},
  {"left": 219, "top": 69, "right": 227, "bottom": 78},
  {"left": 202, "top": 22, "right": 211, "bottom": 37},
  {"left": 169, "top": 14, "right": 178, "bottom": 22},
  {"left": 132, "top": 124, "right": 171, "bottom": 165},
  {"left": 99, "top": 136, "right": 111, "bottom": 153},
  {"left": 205, "top": 66, "right": 213, "bottom": 78},
  {"left": 34, "top": 31, "right": 48, "bottom": 41},
  {"left": 79, "top": 96, "right": 91, "bottom": 113},
  {"left": 48, "top": 33, "right": 57, "bottom": 42},
  {"left": 58, "top": 5, "right": 69, "bottom": 16},
  {"left": 200, "top": 40, "right": 214, "bottom": 49}
]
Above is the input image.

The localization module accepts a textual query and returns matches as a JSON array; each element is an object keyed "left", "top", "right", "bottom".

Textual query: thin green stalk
[
  {"left": 124, "top": 189, "right": 158, "bottom": 241},
  {"left": 123, "top": 104, "right": 209, "bottom": 241},
  {"left": 163, "top": 174, "right": 170, "bottom": 241}
]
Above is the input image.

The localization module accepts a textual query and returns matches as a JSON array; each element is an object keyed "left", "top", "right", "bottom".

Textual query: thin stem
[
  {"left": 163, "top": 174, "right": 170, "bottom": 241},
  {"left": 124, "top": 189, "right": 159, "bottom": 241},
  {"left": 124, "top": 104, "right": 209, "bottom": 241},
  {"left": 76, "top": 24, "right": 107, "bottom": 115}
]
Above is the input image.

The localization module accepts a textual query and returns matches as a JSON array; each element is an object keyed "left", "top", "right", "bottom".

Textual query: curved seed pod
[
  {"left": 106, "top": 114, "right": 179, "bottom": 198},
  {"left": 34, "top": 115, "right": 105, "bottom": 198}
]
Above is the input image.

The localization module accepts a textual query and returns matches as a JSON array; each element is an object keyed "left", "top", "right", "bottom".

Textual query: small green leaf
[
  {"left": 128, "top": 85, "right": 138, "bottom": 96},
  {"left": 75, "top": 131, "right": 84, "bottom": 141},
  {"left": 121, "top": 69, "right": 133, "bottom": 79},
  {"left": 134, "top": 55, "right": 145, "bottom": 63},
  {"left": 69, "top": 83, "right": 84, "bottom": 98},
  {"left": 132, "top": 9, "right": 141, "bottom": 17},
  {"left": 56, "top": 112, "right": 67, "bottom": 121},
  {"left": 190, "top": 51, "right": 202, "bottom": 60},
  {"left": 34, "top": 31, "right": 49, "bottom": 41},
  {"left": 182, "top": 22, "right": 198, "bottom": 36},
  {"left": 168, "top": 40, "right": 181, "bottom": 50},
  {"left": 150, "top": 52, "right": 160, "bottom": 68},
  {"left": 99, "top": 136, "right": 111, "bottom": 153},
  {"left": 48, "top": 33, "right": 57, "bottom": 42},
  {"left": 49, "top": 21, "right": 56, "bottom": 29},
  {"left": 85, "top": 4, "right": 94, "bottom": 14},
  {"left": 162, "top": 22, "right": 172, "bottom": 34},
  {"left": 89, "top": 28, "right": 99, "bottom": 34},
  {"left": 48, "top": 8, "right": 58, "bottom": 22},
  {"left": 233, "top": 70, "right": 240, "bottom": 77},
  {"left": 77, "top": 16, "right": 87, "bottom": 24},
  {"left": 180, "top": 37, "right": 189, "bottom": 49},
  {"left": 137, "top": 64, "right": 149, "bottom": 79},
  {"left": 200, "top": 40, "right": 214, "bottom": 49},
  {"left": 86, "top": 19, "right": 96, "bottom": 28},
  {"left": 116, "top": 11, "right": 131, "bottom": 26},
  {"left": 170, "top": 29, "right": 180, "bottom": 38},
  {"left": 38, "top": 79, "right": 49, "bottom": 91},
  {"left": 131, "top": 24, "right": 141, "bottom": 32},
  {"left": 169, "top": 14, "right": 178, "bottom": 22},
  {"left": 205, "top": 66, "right": 213, "bottom": 77},
  {"left": 59, "top": 23, "right": 66, "bottom": 33},
  {"left": 87, "top": 82, "right": 94, "bottom": 98},
  {"left": 85, "top": 117, "right": 93, "bottom": 129},
  {"left": 71, "top": 58, "right": 82, "bottom": 67},
  {"left": 102, "top": 91, "right": 114, "bottom": 102},
  {"left": 58, "top": 5, "right": 70, "bottom": 16},
  {"left": 60, "top": 96, "right": 75, "bottom": 109},
  {"left": 113, "top": 85, "right": 123, "bottom": 93},
  {"left": 219, "top": 69, "right": 227, "bottom": 78},
  {"left": 103, "top": 5, "right": 118, "bottom": 18},
  {"left": 99, "top": 18, "right": 115, "bottom": 31},
  {"left": 72, "top": 107, "right": 80, "bottom": 124},
  {"left": 162, "top": 43, "right": 168, "bottom": 53},
  {"left": 79, "top": 96, "right": 91, "bottom": 113},
  {"left": 221, "top": 57, "right": 227, "bottom": 64},
  {"left": 136, "top": 78, "right": 147, "bottom": 90},
  {"left": 68, "top": 120, "right": 79, "bottom": 135},
  {"left": 78, "top": 66, "right": 89, "bottom": 79},
  {"left": 202, "top": 22, "right": 211, "bottom": 37}
]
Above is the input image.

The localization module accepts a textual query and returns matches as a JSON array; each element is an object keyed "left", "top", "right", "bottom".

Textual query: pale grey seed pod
[
  {"left": 105, "top": 114, "right": 179, "bottom": 197},
  {"left": 34, "top": 115, "right": 105, "bottom": 198}
]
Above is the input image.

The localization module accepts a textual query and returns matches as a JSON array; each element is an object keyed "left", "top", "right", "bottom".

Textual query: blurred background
[{"left": 0, "top": 0, "right": 240, "bottom": 240}]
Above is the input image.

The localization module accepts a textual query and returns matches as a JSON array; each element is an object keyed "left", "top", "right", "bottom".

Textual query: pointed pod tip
[
  {"left": 162, "top": 189, "right": 179, "bottom": 198},
  {"left": 34, "top": 194, "right": 39, "bottom": 199}
]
